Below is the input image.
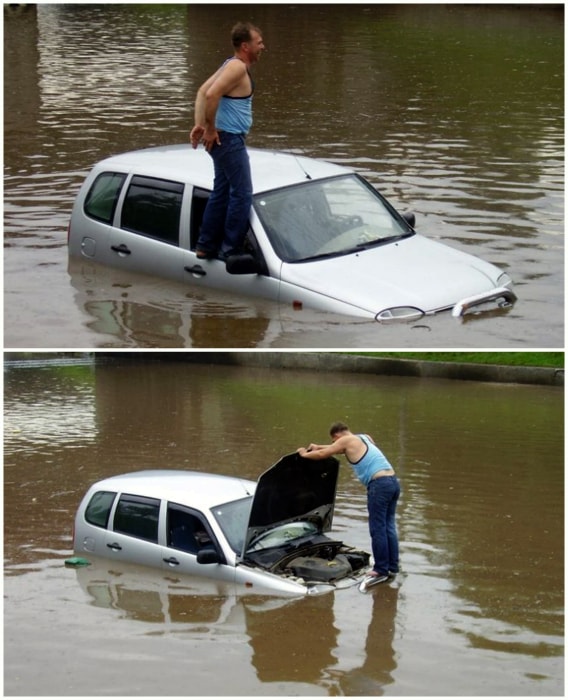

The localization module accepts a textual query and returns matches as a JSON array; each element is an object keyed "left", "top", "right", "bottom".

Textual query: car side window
[
  {"left": 167, "top": 503, "right": 213, "bottom": 554},
  {"left": 113, "top": 494, "right": 160, "bottom": 543},
  {"left": 121, "top": 175, "right": 184, "bottom": 246},
  {"left": 85, "top": 490, "right": 117, "bottom": 529},
  {"left": 84, "top": 172, "right": 126, "bottom": 224}
]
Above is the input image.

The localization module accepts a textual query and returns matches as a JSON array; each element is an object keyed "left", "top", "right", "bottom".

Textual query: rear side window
[
  {"left": 85, "top": 490, "right": 117, "bottom": 529},
  {"left": 113, "top": 493, "right": 160, "bottom": 542},
  {"left": 121, "top": 175, "right": 184, "bottom": 246},
  {"left": 84, "top": 172, "right": 126, "bottom": 224}
]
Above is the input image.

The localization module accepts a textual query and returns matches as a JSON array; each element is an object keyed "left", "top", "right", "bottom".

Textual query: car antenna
[{"left": 294, "top": 156, "right": 312, "bottom": 180}]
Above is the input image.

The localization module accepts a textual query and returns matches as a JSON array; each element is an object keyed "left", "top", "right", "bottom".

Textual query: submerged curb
[{"left": 200, "top": 352, "right": 564, "bottom": 387}]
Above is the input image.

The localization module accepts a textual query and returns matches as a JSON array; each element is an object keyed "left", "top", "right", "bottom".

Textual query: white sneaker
[{"left": 358, "top": 572, "right": 389, "bottom": 593}]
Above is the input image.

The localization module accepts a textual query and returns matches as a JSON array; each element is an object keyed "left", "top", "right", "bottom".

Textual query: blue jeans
[
  {"left": 197, "top": 132, "right": 252, "bottom": 257},
  {"left": 367, "top": 476, "right": 400, "bottom": 575}
]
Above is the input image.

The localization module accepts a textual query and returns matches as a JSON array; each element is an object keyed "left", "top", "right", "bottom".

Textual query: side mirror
[
  {"left": 196, "top": 548, "right": 222, "bottom": 565},
  {"left": 402, "top": 211, "right": 416, "bottom": 228},
  {"left": 225, "top": 254, "right": 263, "bottom": 275}
]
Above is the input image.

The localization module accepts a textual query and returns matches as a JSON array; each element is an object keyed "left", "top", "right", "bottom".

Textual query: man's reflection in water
[
  {"left": 340, "top": 582, "right": 400, "bottom": 696},
  {"left": 245, "top": 581, "right": 400, "bottom": 694}
]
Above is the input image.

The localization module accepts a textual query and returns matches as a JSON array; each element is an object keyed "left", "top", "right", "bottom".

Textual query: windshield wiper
[
  {"left": 295, "top": 250, "right": 344, "bottom": 263},
  {"left": 295, "top": 232, "right": 413, "bottom": 263},
  {"left": 356, "top": 233, "right": 410, "bottom": 250}
]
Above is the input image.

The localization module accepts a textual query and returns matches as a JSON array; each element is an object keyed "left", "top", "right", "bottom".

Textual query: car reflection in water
[
  {"left": 67, "top": 258, "right": 286, "bottom": 348},
  {"left": 74, "top": 557, "right": 400, "bottom": 694},
  {"left": 68, "top": 257, "right": 512, "bottom": 350},
  {"left": 74, "top": 556, "right": 240, "bottom": 626}
]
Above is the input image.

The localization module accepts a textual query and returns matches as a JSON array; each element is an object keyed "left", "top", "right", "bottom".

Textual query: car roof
[
  {"left": 90, "top": 470, "right": 256, "bottom": 509},
  {"left": 92, "top": 144, "right": 350, "bottom": 193}
]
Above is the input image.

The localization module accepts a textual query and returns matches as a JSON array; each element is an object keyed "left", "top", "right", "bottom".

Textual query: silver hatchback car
[
  {"left": 68, "top": 145, "right": 515, "bottom": 322},
  {"left": 73, "top": 454, "right": 370, "bottom": 596}
]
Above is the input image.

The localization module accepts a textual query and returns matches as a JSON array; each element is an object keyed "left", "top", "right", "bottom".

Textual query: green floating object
[{"left": 65, "top": 556, "right": 91, "bottom": 567}]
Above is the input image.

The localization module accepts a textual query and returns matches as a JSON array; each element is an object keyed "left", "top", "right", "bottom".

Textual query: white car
[
  {"left": 73, "top": 454, "right": 370, "bottom": 596},
  {"left": 68, "top": 144, "right": 515, "bottom": 321}
]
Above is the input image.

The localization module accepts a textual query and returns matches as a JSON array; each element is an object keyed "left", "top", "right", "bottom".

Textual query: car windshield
[
  {"left": 211, "top": 496, "right": 253, "bottom": 554},
  {"left": 246, "top": 521, "right": 319, "bottom": 552},
  {"left": 254, "top": 174, "right": 413, "bottom": 262}
]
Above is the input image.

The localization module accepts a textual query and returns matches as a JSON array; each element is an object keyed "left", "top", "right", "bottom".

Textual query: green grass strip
[{"left": 344, "top": 352, "right": 563, "bottom": 368}]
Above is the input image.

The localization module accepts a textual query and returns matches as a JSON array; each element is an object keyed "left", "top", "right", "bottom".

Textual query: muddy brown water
[
  {"left": 3, "top": 4, "right": 564, "bottom": 348},
  {"left": 3, "top": 357, "right": 563, "bottom": 695}
]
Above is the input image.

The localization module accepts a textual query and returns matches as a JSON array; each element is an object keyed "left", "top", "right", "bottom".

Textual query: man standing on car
[
  {"left": 190, "top": 22, "right": 265, "bottom": 261},
  {"left": 297, "top": 422, "right": 400, "bottom": 584}
]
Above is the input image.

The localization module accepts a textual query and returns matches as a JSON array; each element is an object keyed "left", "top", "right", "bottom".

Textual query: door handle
[
  {"left": 184, "top": 265, "right": 207, "bottom": 277},
  {"left": 106, "top": 542, "right": 122, "bottom": 551},
  {"left": 111, "top": 244, "right": 131, "bottom": 255},
  {"left": 163, "top": 557, "right": 180, "bottom": 566}
]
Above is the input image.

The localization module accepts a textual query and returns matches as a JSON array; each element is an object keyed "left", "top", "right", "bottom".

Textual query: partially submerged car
[
  {"left": 73, "top": 454, "right": 370, "bottom": 596},
  {"left": 68, "top": 145, "right": 516, "bottom": 322}
]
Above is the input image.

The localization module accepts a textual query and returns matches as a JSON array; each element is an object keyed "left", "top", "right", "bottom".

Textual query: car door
[
  {"left": 181, "top": 187, "right": 282, "bottom": 301},
  {"left": 104, "top": 493, "right": 164, "bottom": 568},
  {"left": 102, "top": 175, "right": 188, "bottom": 282},
  {"left": 160, "top": 503, "right": 237, "bottom": 584}
]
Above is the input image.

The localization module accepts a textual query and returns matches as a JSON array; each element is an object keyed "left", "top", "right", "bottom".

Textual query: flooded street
[
  {"left": 3, "top": 4, "right": 564, "bottom": 348},
  {"left": 3, "top": 356, "right": 564, "bottom": 696}
]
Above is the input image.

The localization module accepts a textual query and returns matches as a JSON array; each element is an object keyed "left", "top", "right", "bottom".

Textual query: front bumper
[{"left": 451, "top": 286, "right": 517, "bottom": 318}]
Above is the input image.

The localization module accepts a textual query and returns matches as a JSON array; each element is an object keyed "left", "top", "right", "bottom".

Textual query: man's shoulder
[
  {"left": 222, "top": 57, "right": 247, "bottom": 74},
  {"left": 219, "top": 58, "right": 248, "bottom": 87},
  {"left": 342, "top": 434, "right": 361, "bottom": 447}
]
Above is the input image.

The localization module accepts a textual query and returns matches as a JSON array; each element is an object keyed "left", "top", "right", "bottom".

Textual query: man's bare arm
[{"left": 297, "top": 436, "right": 348, "bottom": 460}]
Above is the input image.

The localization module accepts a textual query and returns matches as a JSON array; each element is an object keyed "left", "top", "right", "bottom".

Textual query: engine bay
[{"left": 244, "top": 534, "right": 369, "bottom": 583}]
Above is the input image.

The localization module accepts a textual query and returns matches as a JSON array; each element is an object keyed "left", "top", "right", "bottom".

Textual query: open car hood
[{"left": 243, "top": 453, "right": 339, "bottom": 556}]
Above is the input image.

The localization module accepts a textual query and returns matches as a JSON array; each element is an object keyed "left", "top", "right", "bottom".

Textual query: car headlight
[
  {"left": 497, "top": 272, "right": 513, "bottom": 289},
  {"left": 375, "top": 307, "right": 425, "bottom": 323}
]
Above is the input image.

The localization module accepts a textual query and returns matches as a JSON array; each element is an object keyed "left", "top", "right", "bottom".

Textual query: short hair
[
  {"left": 231, "top": 22, "right": 261, "bottom": 48},
  {"left": 330, "top": 422, "right": 349, "bottom": 437}
]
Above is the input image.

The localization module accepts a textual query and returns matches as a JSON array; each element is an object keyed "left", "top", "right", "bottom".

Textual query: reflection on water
[
  {"left": 65, "top": 258, "right": 523, "bottom": 350},
  {"left": 3, "top": 356, "right": 564, "bottom": 695},
  {"left": 4, "top": 359, "right": 97, "bottom": 451},
  {"left": 3, "top": 4, "right": 564, "bottom": 348}
]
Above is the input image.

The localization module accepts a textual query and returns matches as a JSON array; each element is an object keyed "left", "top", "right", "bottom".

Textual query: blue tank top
[
  {"left": 348, "top": 434, "right": 394, "bottom": 486},
  {"left": 215, "top": 58, "right": 254, "bottom": 134}
]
